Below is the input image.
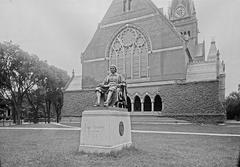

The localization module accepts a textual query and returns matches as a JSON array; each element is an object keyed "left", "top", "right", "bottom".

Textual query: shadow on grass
[{"left": 74, "top": 145, "right": 143, "bottom": 159}]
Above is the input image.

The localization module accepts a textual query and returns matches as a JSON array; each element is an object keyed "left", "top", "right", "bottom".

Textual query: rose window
[
  {"left": 108, "top": 26, "right": 150, "bottom": 79},
  {"left": 121, "top": 28, "right": 136, "bottom": 47}
]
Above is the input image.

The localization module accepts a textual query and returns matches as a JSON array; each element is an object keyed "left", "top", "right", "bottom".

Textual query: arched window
[
  {"left": 127, "top": 96, "right": 132, "bottom": 112},
  {"left": 134, "top": 96, "right": 141, "bottom": 112},
  {"left": 108, "top": 26, "right": 150, "bottom": 80},
  {"left": 154, "top": 95, "right": 162, "bottom": 111},
  {"left": 144, "top": 95, "right": 151, "bottom": 112}
]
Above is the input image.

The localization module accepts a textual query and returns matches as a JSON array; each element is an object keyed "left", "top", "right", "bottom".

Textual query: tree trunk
[
  {"left": 15, "top": 106, "right": 21, "bottom": 125},
  {"left": 56, "top": 107, "right": 60, "bottom": 123},
  {"left": 26, "top": 93, "right": 39, "bottom": 124},
  {"left": 12, "top": 100, "right": 21, "bottom": 125},
  {"left": 12, "top": 106, "right": 16, "bottom": 124},
  {"left": 46, "top": 100, "right": 51, "bottom": 123},
  {"left": 34, "top": 106, "right": 38, "bottom": 124},
  {"left": 44, "top": 105, "right": 47, "bottom": 124}
]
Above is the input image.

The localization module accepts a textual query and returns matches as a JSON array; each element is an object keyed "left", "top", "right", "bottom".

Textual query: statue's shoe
[
  {"left": 103, "top": 102, "right": 109, "bottom": 107},
  {"left": 93, "top": 104, "right": 100, "bottom": 107}
]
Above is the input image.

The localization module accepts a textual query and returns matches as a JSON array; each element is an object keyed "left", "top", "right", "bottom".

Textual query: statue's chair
[{"left": 114, "top": 82, "right": 127, "bottom": 108}]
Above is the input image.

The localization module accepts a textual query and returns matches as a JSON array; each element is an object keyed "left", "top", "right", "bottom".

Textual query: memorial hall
[{"left": 62, "top": 0, "right": 226, "bottom": 123}]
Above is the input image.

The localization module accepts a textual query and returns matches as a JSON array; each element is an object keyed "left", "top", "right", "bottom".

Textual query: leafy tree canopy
[{"left": 0, "top": 41, "right": 70, "bottom": 124}]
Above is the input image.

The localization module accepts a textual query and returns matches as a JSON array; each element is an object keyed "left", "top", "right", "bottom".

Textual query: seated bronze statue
[{"left": 95, "top": 65, "right": 127, "bottom": 108}]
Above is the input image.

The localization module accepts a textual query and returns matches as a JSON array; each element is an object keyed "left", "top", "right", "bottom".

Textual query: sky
[{"left": 0, "top": 0, "right": 239, "bottom": 95}]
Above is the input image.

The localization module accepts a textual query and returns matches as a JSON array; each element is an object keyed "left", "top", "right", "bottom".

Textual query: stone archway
[
  {"left": 127, "top": 96, "right": 132, "bottom": 112},
  {"left": 144, "top": 95, "right": 151, "bottom": 112},
  {"left": 154, "top": 95, "right": 162, "bottom": 111},
  {"left": 134, "top": 96, "right": 141, "bottom": 112}
]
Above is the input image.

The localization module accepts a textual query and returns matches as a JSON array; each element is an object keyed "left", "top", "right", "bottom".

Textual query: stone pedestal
[{"left": 79, "top": 107, "right": 132, "bottom": 153}]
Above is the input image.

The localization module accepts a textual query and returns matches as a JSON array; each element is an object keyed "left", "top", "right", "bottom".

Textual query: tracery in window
[{"left": 108, "top": 26, "right": 150, "bottom": 79}]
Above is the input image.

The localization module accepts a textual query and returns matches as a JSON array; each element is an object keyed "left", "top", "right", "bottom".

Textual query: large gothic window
[{"left": 108, "top": 26, "right": 150, "bottom": 79}]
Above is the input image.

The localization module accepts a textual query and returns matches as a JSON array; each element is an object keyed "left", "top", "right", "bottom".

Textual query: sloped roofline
[
  {"left": 82, "top": 0, "right": 187, "bottom": 60},
  {"left": 63, "top": 75, "right": 75, "bottom": 91},
  {"left": 146, "top": 0, "right": 185, "bottom": 42}
]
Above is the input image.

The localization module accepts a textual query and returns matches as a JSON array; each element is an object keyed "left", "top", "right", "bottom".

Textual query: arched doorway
[
  {"left": 127, "top": 96, "right": 131, "bottom": 112},
  {"left": 144, "top": 95, "right": 151, "bottom": 112},
  {"left": 154, "top": 95, "right": 162, "bottom": 111},
  {"left": 134, "top": 96, "right": 141, "bottom": 112}
]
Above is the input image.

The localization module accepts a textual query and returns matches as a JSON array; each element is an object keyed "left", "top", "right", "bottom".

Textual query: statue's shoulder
[
  {"left": 115, "top": 73, "right": 122, "bottom": 78},
  {"left": 116, "top": 73, "right": 126, "bottom": 81}
]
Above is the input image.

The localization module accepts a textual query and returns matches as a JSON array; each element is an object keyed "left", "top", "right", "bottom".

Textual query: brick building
[{"left": 62, "top": 0, "right": 226, "bottom": 123}]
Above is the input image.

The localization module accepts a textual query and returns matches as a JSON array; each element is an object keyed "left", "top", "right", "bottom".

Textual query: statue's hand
[
  {"left": 118, "top": 82, "right": 126, "bottom": 87},
  {"left": 103, "top": 84, "right": 110, "bottom": 88},
  {"left": 98, "top": 83, "right": 103, "bottom": 87}
]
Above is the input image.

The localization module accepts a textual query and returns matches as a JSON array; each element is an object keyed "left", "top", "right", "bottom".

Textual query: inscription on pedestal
[{"left": 87, "top": 126, "right": 104, "bottom": 138}]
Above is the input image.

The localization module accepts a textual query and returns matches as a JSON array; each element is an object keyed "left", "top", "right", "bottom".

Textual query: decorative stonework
[{"left": 108, "top": 25, "right": 151, "bottom": 80}]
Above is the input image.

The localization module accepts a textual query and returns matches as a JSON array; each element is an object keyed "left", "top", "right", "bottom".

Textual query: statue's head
[{"left": 110, "top": 65, "right": 117, "bottom": 74}]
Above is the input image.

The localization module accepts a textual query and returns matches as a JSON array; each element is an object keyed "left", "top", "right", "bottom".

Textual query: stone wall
[
  {"left": 62, "top": 80, "right": 225, "bottom": 123},
  {"left": 62, "top": 90, "right": 95, "bottom": 117},
  {"left": 128, "top": 80, "right": 225, "bottom": 114},
  {"left": 186, "top": 61, "right": 217, "bottom": 82},
  {"left": 159, "top": 81, "right": 224, "bottom": 115}
]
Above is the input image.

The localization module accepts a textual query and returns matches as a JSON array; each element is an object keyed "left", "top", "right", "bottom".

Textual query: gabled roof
[{"left": 82, "top": 0, "right": 185, "bottom": 59}]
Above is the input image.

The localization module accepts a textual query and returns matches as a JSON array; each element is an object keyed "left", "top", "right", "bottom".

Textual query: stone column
[
  {"left": 141, "top": 99, "right": 144, "bottom": 112},
  {"left": 131, "top": 100, "right": 134, "bottom": 112},
  {"left": 151, "top": 99, "right": 154, "bottom": 113}
]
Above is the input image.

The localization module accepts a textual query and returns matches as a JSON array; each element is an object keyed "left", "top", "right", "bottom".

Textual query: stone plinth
[{"left": 79, "top": 107, "right": 132, "bottom": 153}]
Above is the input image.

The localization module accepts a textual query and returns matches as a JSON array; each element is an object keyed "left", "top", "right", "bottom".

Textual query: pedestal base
[{"left": 79, "top": 108, "right": 132, "bottom": 154}]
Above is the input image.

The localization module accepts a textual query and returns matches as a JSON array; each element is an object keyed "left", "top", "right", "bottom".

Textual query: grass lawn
[
  {"left": 0, "top": 122, "right": 64, "bottom": 128},
  {"left": 0, "top": 124, "right": 240, "bottom": 167},
  {"left": 61, "top": 122, "right": 240, "bottom": 135}
]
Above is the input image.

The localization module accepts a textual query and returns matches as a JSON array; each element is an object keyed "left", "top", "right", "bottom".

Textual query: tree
[
  {"left": 0, "top": 94, "right": 10, "bottom": 125},
  {"left": 51, "top": 89, "right": 63, "bottom": 123},
  {"left": 44, "top": 65, "right": 69, "bottom": 123},
  {"left": 0, "top": 41, "right": 45, "bottom": 124},
  {"left": 225, "top": 92, "right": 240, "bottom": 120},
  {"left": 0, "top": 41, "right": 69, "bottom": 124},
  {"left": 26, "top": 88, "right": 45, "bottom": 123}
]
